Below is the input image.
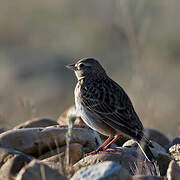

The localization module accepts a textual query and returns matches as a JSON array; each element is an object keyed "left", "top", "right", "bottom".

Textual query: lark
[{"left": 66, "top": 57, "right": 155, "bottom": 162}]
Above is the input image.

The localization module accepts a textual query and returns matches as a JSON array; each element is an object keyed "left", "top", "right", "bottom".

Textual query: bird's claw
[{"left": 85, "top": 147, "right": 119, "bottom": 156}]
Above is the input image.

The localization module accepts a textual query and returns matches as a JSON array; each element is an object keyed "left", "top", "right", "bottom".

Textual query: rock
[
  {"left": 41, "top": 143, "right": 83, "bottom": 170},
  {"left": 166, "top": 137, "right": 180, "bottom": 166},
  {"left": 144, "top": 128, "right": 170, "bottom": 148},
  {"left": 13, "top": 117, "right": 58, "bottom": 129},
  {"left": 58, "top": 105, "right": 85, "bottom": 126},
  {"left": 71, "top": 161, "right": 132, "bottom": 180},
  {"left": 73, "top": 148, "right": 155, "bottom": 176},
  {"left": 132, "top": 175, "right": 165, "bottom": 180},
  {"left": 167, "top": 160, "right": 180, "bottom": 180},
  {"left": 0, "top": 147, "right": 32, "bottom": 180},
  {"left": 0, "top": 147, "right": 32, "bottom": 167},
  {"left": 0, "top": 126, "right": 99, "bottom": 157},
  {"left": 122, "top": 139, "right": 171, "bottom": 176},
  {"left": 16, "top": 159, "right": 66, "bottom": 180},
  {"left": 0, "top": 155, "right": 32, "bottom": 180}
]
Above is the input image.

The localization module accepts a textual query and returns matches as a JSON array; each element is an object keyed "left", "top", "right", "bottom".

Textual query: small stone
[{"left": 71, "top": 161, "right": 132, "bottom": 180}]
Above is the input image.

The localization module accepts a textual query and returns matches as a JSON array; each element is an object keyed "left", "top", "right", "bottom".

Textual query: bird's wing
[{"left": 81, "top": 78, "right": 143, "bottom": 139}]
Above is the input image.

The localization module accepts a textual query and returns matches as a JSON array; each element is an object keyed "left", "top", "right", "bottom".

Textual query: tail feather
[
  {"left": 144, "top": 145, "right": 155, "bottom": 162},
  {"left": 137, "top": 136, "right": 155, "bottom": 162}
]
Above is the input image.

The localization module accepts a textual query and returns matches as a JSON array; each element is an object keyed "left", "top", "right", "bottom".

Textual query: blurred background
[{"left": 0, "top": 0, "right": 179, "bottom": 138}]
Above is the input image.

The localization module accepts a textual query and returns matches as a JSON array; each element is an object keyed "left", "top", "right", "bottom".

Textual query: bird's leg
[
  {"left": 87, "top": 136, "right": 113, "bottom": 155},
  {"left": 104, "top": 135, "right": 121, "bottom": 150}
]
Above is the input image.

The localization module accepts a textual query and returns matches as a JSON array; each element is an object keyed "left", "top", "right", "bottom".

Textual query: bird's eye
[{"left": 79, "top": 63, "right": 85, "bottom": 68}]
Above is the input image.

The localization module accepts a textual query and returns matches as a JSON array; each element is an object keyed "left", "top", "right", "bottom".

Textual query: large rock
[
  {"left": 0, "top": 147, "right": 32, "bottom": 180},
  {"left": 73, "top": 148, "right": 155, "bottom": 176},
  {"left": 13, "top": 117, "right": 58, "bottom": 129},
  {"left": 0, "top": 126, "right": 99, "bottom": 157},
  {"left": 71, "top": 161, "right": 132, "bottom": 180},
  {"left": 16, "top": 160, "right": 66, "bottom": 180}
]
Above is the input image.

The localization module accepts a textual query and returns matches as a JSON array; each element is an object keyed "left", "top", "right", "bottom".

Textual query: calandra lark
[{"left": 66, "top": 57, "right": 154, "bottom": 162}]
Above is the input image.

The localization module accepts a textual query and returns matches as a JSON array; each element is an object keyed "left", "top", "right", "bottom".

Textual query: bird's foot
[
  {"left": 85, "top": 147, "right": 107, "bottom": 156},
  {"left": 86, "top": 147, "right": 120, "bottom": 156}
]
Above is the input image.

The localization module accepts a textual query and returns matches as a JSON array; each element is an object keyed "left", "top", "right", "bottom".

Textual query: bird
[{"left": 66, "top": 57, "right": 155, "bottom": 162}]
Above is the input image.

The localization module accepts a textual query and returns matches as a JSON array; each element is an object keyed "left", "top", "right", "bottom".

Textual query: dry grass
[{"left": 65, "top": 116, "right": 73, "bottom": 172}]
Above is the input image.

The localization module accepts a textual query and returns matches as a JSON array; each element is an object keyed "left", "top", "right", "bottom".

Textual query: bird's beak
[{"left": 66, "top": 63, "right": 76, "bottom": 70}]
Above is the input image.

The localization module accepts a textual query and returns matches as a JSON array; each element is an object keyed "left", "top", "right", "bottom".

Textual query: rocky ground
[{"left": 0, "top": 105, "right": 179, "bottom": 180}]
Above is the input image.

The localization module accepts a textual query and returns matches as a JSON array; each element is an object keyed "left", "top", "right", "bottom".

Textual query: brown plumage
[{"left": 66, "top": 57, "right": 155, "bottom": 162}]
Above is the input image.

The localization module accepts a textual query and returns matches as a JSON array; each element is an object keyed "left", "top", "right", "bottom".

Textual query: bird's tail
[
  {"left": 137, "top": 136, "right": 155, "bottom": 162},
  {"left": 137, "top": 141, "right": 159, "bottom": 175},
  {"left": 137, "top": 136, "right": 160, "bottom": 175}
]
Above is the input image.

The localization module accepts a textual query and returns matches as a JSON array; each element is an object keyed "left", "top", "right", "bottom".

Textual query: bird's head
[{"left": 66, "top": 58, "right": 106, "bottom": 80}]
